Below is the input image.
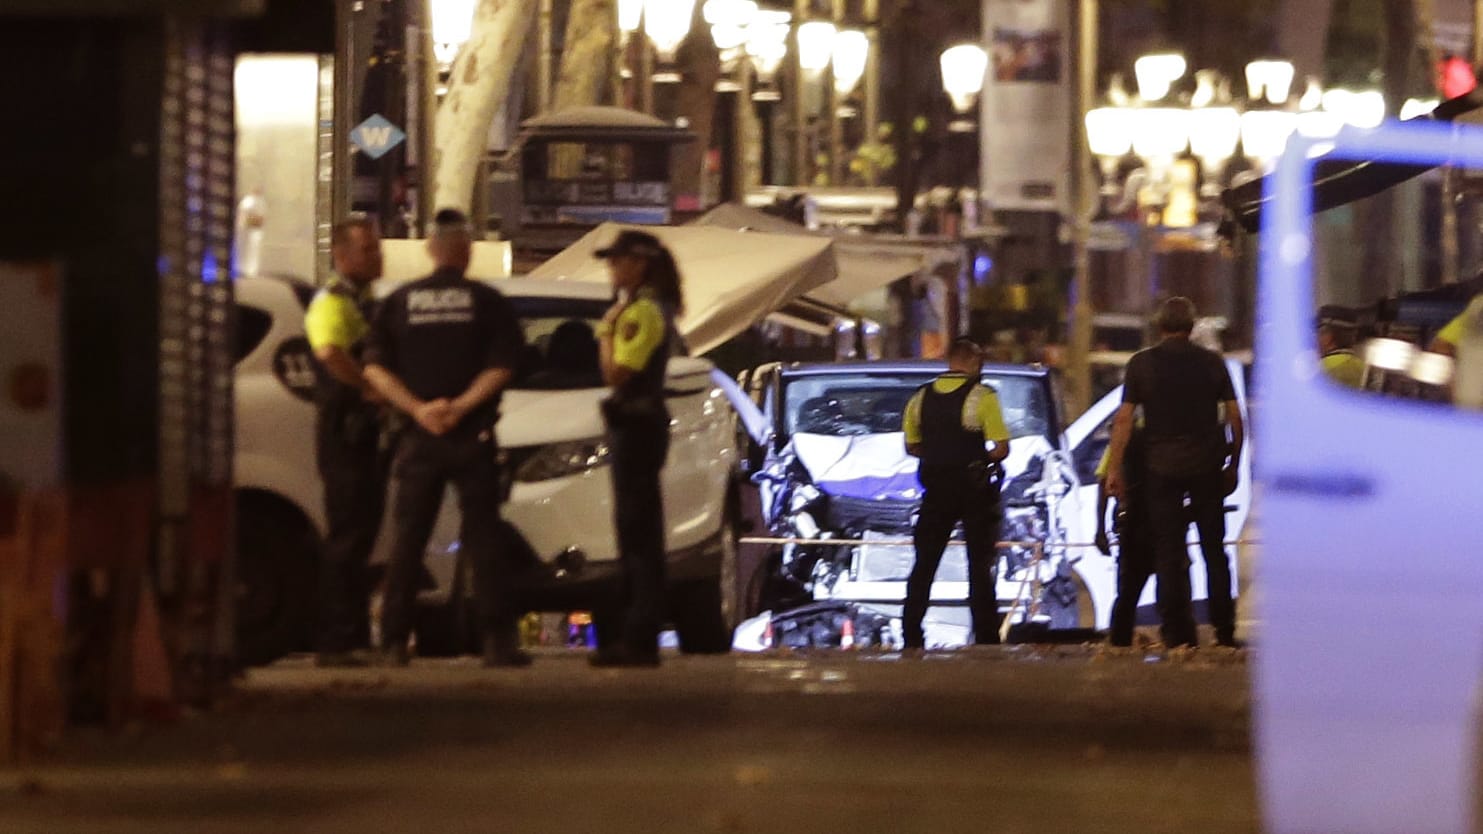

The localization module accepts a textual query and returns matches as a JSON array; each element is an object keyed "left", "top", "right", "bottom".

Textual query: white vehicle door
[
  {"left": 1255, "top": 120, "right": 1483, "bottom": 834},
  {"left": 661, "top": 358, "right": 736, "bottom": 550}
]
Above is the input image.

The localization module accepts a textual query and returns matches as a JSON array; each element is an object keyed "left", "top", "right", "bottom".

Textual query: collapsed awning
[
  {"left": 522, "top": 222, "right": 836, "bottom": 355},
  {"left": 1222, "top": 89, "right": 1483, "bottom": 233},
  {"left": 692, "top": 203, "right": 937, "bottom": 308}
]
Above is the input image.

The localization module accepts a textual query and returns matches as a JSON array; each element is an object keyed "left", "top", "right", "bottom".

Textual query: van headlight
[{"left": 512, "top": 438, "right": 612, "bottom": 483}]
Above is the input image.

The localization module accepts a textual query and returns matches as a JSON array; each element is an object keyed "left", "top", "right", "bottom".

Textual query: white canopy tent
[
  {"left": 522, "top": 222, "right": 837, "bottom": 355},
  {"left": 691, "top": 204, "right": 947, "bottom": 309}
]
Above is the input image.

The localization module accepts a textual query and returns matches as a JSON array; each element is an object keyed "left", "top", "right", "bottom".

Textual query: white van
[
  {"left": 232, "top": 274, "right": 741, "bottom": 664},
  {"left": 1253, "top": 118, "right": 1483, "bottom": 834}
]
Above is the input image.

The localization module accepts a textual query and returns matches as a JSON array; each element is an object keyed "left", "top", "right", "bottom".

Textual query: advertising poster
[{"left": 980, "top": 0, "right": 1072, "bottom": 215}]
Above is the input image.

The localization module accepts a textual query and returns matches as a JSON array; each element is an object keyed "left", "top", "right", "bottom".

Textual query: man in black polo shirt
[
  {"left": 1106, "top": 297, "right": 1244, "bottom": 648},
  {"left": 363, "top": 208, "right": 529, "bottom": 667}
]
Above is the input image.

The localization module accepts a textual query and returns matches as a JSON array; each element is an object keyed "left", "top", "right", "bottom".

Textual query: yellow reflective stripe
[
  {"left": 1095, "top": 448, "right": 1111, "bottom": 480},
  {"left": 902, "top": 389, "right": 925, "bottom": 444},
  {"left": 1321, "top": 352, "right": 1365, "bottom": 388},
  {"left": 973, "top": 386, "right": 1010, "bottom": 442},
  {"left": 931, "top": 375, "right": 969, "bottom": 394},
  {"left": 612, "top": 298, "right": 666, "bottom": 371},
  {"left": 304, "top": 292, "right": 367, "bottom": 351},
  {"left": 1437, "top": 311, "right": 1467, "bottom": 348}
]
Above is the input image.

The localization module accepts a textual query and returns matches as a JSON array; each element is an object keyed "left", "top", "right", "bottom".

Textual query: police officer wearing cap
[
  {"left": 592, "top": 230, "right": 684, "bottom": 667},
  {"left": 901, "top": 338, "right": 1012, "bottom": 650},
  {"left": 304, "top": 214, "right": 385, "bottom": 667},
  {"left": 363, "top": 208, "right": 529, "bottom": 667}
]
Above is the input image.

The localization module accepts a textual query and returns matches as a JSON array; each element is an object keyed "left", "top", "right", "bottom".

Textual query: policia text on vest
[{"left": 900, "top": 340, "right": 1012, "bottom": 650}]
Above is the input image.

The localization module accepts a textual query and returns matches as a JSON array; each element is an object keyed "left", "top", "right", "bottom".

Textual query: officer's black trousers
[
  {"left": 1107, "top": 495, "right": 1153, "bottom": 647},
  {"left": 604, "top": 413, "right": 670, "bottom": 654},
  {"left": 1146, "top": 468, "right": 1233, "bottom": 647},
  {"left": 382, "top": 428, "right": 513, "bottom": 648},
  {"left": 315, "top": 418, "right": 386, "bottom": 654},
  {"left": 905, "top": 468, "right": 1002, "bottom": 648}
]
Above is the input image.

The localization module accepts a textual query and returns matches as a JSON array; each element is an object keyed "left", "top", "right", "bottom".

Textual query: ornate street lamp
[
  {"left": 831, "top": 29, "right": 869, "bottom": 96},
  {"left": 1321, "top": 88, "right": 1386, "bottom": 129},
  {"left": 618, "top": 0, "right": 645, "bottom": 34},
  {"left": 1245, "top": 59, "right": 1296, "bottom": 106},
  {"left": 428, "top": 0, "right": 477, "bottom": 68},
  {"left": 1085, "top": 106, "right": 1136, "bottom": 203},
  {"left": 1240, "top": 109, "right": 1297, "bottom": 165},
  {"left": 1133, "top": 53, "right": 1186, "bottom": 102},
  {"left": 1188, "top": 106, "right": 1241, "bottom": 197},
  {"left": 939, "top": 43, "right": 988, "bottom": 128},
  {"left": 745, "top": 11, "right": 789, "bottom": 101},
  {"left": 645, "top": 0, "right": 697, "bottom": 81},
  {"left": 705, "top": 0, "right": 757, "bottom": 54},
  {"left": 796, "top": 21, "right": 837, "bottom": 74}
]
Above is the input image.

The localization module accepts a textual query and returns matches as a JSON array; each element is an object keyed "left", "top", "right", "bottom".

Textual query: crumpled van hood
[{"left": 790, "top": 432, "right": 1054, "bottom": 502}]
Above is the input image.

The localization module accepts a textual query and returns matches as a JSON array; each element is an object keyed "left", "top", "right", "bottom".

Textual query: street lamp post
[
  {"left": 617, "top": 0, "right": 646, "bottom": 110},
  {"left": 1066, "top": 0, "right": 1098, "bottom": 418},
  {"left": 795, "top": 19, "right": 836, "bottom": 186},
  {"left": 939, "top": 43, "right": 987, "bottom": 131},
  {"left": 706, "top": 0, "right": 759, "bottom": 201},
  {"left": 744, "top": 10, "right": 789, "bottom": 184},
  {"left": 831, "top": 28, "right": 868, "bottom": 184},
  {"left": 644, "top": 0, "right": 697, "bottom": 85}
]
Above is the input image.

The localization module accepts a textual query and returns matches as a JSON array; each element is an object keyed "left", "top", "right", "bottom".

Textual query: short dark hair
[
  {"left": 431, "top": 208, "right": 472, "bottom": 240},
  {"left": 947, "top": 338, "right": 983, "bottom": 363},
  {"left": 594, "top": 229, "right": 664, "bottom": 260},
  {"left": 1318, "top": 321, "right": 1357, "bottom": 349},
  {"left": 434, "top": 207, "right": 469, "bottom": 227},
  {"left": 1155, "top": 297, "right": 1197, "bottom": 335},
  {"left": 330, "top": 214, "right": 376, "bottom": 248}
]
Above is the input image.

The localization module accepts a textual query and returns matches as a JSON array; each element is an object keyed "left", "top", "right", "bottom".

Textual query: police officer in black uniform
[
  {"left": 304, "top": 215, "right": 385, "bottom": 667},
  {"left": 363, "top": 209, "right": 529, "bottom": 667},
  {"left": 591, "top": 230, "right": 683, "bottom": 668},
  {"left": 901, "top": 339, "right": 1012, "bottom": 650}
]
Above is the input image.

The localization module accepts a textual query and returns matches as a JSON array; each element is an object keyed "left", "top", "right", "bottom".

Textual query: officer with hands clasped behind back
[
  {"left": 591, "top": 230, "right": 685, "bottom": 668},
  {"left": 304, "top": 214, "right": 386, "bottom": 667},
  {"left": 363, "top": 208, "right": 531, "bottom": 668},
  {"left": 901, "top": 338, "right": 1012, "bottom": 651}
]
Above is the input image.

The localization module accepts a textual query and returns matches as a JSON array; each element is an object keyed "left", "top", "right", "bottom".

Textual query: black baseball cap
[
  {"left": 595, "top": 229, "right": 664, "bottom": 260},
  {"left": 1316, "top": 304, "right": 1358, "bottom": 329}
]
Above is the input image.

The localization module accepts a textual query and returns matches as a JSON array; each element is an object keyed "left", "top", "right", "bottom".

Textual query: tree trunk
[
  {"left": 552, "top": 0, "right": 614, "bottom": 111},
  {"left": 433, "top": 0, "right": 539, "bottom": 213},
  {"left": 671, "top": 2, "right": 719, "bottom": 209}
]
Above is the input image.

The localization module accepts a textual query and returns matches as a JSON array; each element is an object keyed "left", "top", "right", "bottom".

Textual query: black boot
[{"left": 482, "top": 631, "right": 532, "bottom": 668}]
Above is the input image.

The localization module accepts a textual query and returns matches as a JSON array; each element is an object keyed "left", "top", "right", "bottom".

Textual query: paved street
[{"left": 1, "top": 646, "right": 1256, "bottom": 834}]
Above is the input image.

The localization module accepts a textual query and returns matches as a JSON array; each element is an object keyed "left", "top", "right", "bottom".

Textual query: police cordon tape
[
  {"left": 737, "top": 535, "right": 1260, "bottom": 643},
  {"left": 738, "top": 537, "right": 1260, "bottom": 548}
]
